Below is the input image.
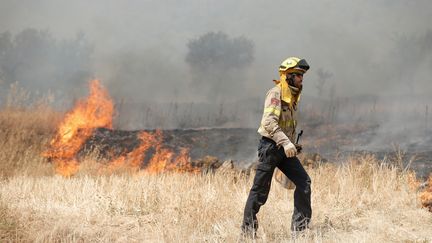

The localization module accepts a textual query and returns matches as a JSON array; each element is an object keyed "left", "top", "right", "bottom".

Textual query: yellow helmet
[{"left": 279, "top": 57, "right": 310, "bottom": 73}]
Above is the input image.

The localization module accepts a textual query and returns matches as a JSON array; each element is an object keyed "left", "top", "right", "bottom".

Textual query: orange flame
[
  {"left": 43, "top": 79, "right": 196, "bottom": 176},
  {"left": 107, "top": 130, "right": 197, "bottom": 174},
  {"left": 143, "top": 130, "right": 195, "bottom": 173},
  {"left": 419, "top": 175, "right": 432, "bottom": 212},
  {"left": 43, "top": 80, "right": 113, "bottom": 176}
]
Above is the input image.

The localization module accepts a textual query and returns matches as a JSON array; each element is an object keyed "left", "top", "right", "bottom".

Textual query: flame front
[
  {"left": 43, "top": 79, "right": 196, "bottom": 176},
  {"left": 42, "top": 80, "right": 113, "bottom": 176},
  {"left": 108, "top": 130, "right": 197, "bottom": 174}
]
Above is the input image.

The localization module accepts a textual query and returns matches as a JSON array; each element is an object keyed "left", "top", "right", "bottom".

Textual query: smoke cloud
[{"left": 0, "top": 0, "right": 431, "bottom": 151}]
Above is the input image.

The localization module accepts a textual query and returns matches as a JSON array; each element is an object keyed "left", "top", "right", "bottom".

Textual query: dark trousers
[{"left": 242, "top": 137, "right": 312, "bottom": 232}]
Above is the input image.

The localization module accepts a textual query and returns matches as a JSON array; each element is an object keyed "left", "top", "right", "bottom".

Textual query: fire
[
  {"left": 42, "top": 80, "right": 113, "bottom": 176},
  {"left": 143, "top": 131, "right": 194, "bottom": 173},
  {"left": 410, "top": 172, "right": 432, "bottom": 212},
  {"left": 419, "top": 175, "right": 432, "bottom": 212},
  {"left": 107, "top": 130, "right": 197, "bottom": 174},
  {"left": 43, "top": 79, "right": 196, "bottom": 176}
]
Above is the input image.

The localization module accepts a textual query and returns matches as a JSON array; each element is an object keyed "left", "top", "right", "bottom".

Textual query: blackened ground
[
  {"left": 81, "top": 128, "right": 259, "bottom": 170},
  {"left": 81, "top": 126, "right": 432, "bottom": 178}
]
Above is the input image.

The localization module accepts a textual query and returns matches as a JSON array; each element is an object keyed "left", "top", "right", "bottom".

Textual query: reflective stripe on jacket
[{"left": 257, "top": 85, "right": 297, "bottom": 146}]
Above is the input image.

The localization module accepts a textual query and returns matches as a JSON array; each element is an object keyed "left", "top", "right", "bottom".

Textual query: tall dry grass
[
  {"left": 0, "top": 93, "right": 431, "bottom": 242},
  {"left": 0, "top": 106, "right": 61, "bottom": 178},
  {"left": 0, "top": 84, "right": 63, "bottom": 178},
  {"left": 0, "top": 158, "right": 431, "bottom": 242}
]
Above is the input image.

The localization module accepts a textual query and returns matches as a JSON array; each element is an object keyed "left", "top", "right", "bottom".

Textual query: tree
[
  {"left": 315, "top": 68, "right": 333, "bottom": 96},
  {"left": 185, "top": 31, "right": 254, "bottom": 100},
  {"left": 0, "top": 28, "right": 93, "bottom": 93},
  {"left": 388, "top": 30, "right": 432, "bottom": 92}
]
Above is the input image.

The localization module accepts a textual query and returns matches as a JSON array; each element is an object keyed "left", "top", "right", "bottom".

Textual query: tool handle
[{"left": 296, "top": 130, "right": 303, "bottom": 144}]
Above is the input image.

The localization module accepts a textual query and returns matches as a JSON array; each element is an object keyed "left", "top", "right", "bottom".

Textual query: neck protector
[{"left": 275, "top": 73, "right": 301, "bottom": 106}]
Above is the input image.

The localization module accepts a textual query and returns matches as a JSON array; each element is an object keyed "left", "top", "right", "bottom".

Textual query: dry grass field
[
  {"left": 1, "top": 161, "right": 431, "bottom": 243},
  {"left": 0, "top": 100, "right": 431, "bottom": 242}
]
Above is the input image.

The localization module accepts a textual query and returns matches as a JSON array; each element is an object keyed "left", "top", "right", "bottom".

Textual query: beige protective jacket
[{"left": 257, "top": 85, "right": 298, "bottom": 146}]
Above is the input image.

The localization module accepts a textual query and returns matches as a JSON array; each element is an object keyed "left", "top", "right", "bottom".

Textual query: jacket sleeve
[{"left": 260, "top": 89, "right": 292, "bottom": 147}]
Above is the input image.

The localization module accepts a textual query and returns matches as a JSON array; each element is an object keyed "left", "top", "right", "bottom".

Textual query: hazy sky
[{"left": 1, "top": 0, "right": 431, "bottom": 102}]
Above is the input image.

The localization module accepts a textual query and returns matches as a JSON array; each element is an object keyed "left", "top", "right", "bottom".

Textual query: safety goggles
[{"left": 291, "top": 72, "right": 304, "bottom": 77}]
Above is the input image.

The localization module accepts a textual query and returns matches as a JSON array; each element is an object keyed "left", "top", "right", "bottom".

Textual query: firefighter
[{"left": 242, "top": 57, "right": 312, "bottom": 236}]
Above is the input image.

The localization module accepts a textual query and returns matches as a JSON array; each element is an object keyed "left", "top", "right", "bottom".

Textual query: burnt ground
[
  {"left": 81, "top": 128, "right": 258, "bottom": 170},
  {"left": 82, "top": 125, "right": 432, "bottom": 178}
]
